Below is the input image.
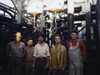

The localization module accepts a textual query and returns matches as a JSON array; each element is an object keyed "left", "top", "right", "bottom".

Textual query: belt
[{"left": 36, "top": 57, "right": 47, "bottom": 59}]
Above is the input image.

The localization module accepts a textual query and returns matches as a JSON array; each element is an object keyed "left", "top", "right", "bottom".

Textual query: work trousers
[{"left": 35, "top": 57, "right": 48, "bottom": 75}]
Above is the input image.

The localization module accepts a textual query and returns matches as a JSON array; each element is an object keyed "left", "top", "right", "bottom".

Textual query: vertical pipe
[
  {"left": 17, "top": 0, "right": 22, "bottom": 25},
  {"left": 53, "top": 12, "right": 57, "bottom": 34},
  {"left": 85, "top": 0, "right": 92, "bottom": 60},
  {"left": 96, "top": 0, "right": 100, "bottom": 73},
  {"left": 0, "top": 24, "right": 1, "bottom": 38},
  {"left": 55, "top": 12, "right": 57, "bottom": 33},
  {"left": 47, "top": 30, "right": 49, "bottom": 45},
  {"left": 67, "top": 14, "right": 74, "bottom": 40},
  {"left": 67, "top": 0, "right": 74, "bottom": 40},
  {"left": 34, "top": 15, "right": 36, "bottom": 32}
]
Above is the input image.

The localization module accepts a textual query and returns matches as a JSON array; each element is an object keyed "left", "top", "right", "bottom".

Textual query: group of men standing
[{"left": 6, "top": 30, "right": 86, "bottom": 75}]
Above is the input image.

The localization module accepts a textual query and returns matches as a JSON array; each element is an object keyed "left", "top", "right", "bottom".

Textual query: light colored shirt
[
  {"left": 33, "top": 42, "right": 50, "bottom": 58},
  {"left": 7, "top": 41, "right": 25, "bottom": 57}
]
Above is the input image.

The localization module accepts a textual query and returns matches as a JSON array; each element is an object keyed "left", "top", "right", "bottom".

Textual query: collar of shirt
[
  {"left": 37, "top": 42, "right": 46, "bottom": 46},
  {"left": 26, "top": 46, "right": 33, "bottom": 49},
  {"left": 14, "top": 41, "right": 22, "bottom": 45},
  {"left": 70, "top": 40, "right": 78, "bottom": 43}
]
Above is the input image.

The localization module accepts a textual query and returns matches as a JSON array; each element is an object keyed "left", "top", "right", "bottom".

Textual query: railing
[{"left": 0, "top": 2, "right": 17, "bottom": 23}]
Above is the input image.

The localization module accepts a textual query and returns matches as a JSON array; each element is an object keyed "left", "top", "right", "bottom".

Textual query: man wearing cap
[
  {"left": 67, "top": 30, "right": 86, "bottom": 75},
  {"left": 33, "top": 34, "right": 50, "bottom": 75},
  {"left": 6, "top": 32, "right": 25, "bottom": 75}
]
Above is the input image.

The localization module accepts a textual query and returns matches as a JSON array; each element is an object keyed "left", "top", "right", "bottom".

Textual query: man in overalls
[{"left": 67, "top": 30, "right": 86, "bottom": 75}]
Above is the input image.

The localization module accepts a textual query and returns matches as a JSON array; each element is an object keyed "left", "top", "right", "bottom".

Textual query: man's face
[
  {"left": 55, "top": 36, "right": 61, "bottom": 44},
  {"left": 71, "top": 33, "right": 78, "bottom": 40},
  {"left": 16, "top": 36, "right": 21, "bottom": 42},
  {"left": 27, "top": 40, "right": 33, "bottom": 46},
  {"left": 38, "top": 36, "right": 44, "bottom": 43}
]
